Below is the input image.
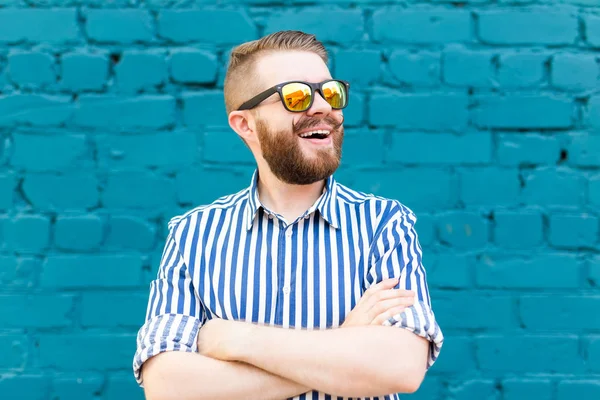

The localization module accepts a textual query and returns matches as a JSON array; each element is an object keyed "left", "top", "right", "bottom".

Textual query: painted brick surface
[{"left": 0, "top": 0, "right": 599, "bottom": 399}]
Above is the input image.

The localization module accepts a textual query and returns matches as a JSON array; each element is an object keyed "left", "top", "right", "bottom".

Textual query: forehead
[{"left": 253, "top": 51, "right": 332, "bottom": 89}]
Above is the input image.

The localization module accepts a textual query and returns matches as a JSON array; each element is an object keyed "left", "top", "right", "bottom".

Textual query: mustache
[{"left": 292, "top": 115, "right": 344, "bottom": 134}]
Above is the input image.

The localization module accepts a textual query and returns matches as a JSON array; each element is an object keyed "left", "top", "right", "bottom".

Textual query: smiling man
[{"left": 133, "top": 31, "right": 444, "bottom": 400}]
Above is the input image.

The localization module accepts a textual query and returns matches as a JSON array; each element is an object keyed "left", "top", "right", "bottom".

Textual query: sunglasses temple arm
[{"left": 237, "top": 87, "right": 278, "bottom": 111}]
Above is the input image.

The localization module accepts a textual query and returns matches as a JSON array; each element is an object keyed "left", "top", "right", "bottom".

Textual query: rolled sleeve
[
  {"left": 132, "top": 217, "right": 204, "bottom": 386},
  {"left": 367, "top": 204, "right": 444, "bottom": 369}
]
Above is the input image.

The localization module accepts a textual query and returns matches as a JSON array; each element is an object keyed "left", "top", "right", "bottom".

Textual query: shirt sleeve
[
  {"left": 366, "top": 204, "right": 444, "bottom": 369},
  {"left": 132, "top": 217, "right": 205, "bottom": 386}
]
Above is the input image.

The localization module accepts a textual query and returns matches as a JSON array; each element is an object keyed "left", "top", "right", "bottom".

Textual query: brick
[
  {"left": 82, "top": 292, "right": 148, "bottom": 328},
  {"left": 372, "top": 9, "right": 470, "bottom": 43},
  {"left": 0, "top": 256, "right": 38, "bottom": 288},
  {"left": 169, "top": 49, "right": 218, "bottom": 84},
  {"left": 0, "top": 294, "right": 74, "bottom": 328},
  {"left": 430, "top": 336, "right": 475, "bottom": 374},
  {"left": 557, "top": 0, "right": 600, "bottom": 5},
  {"left": 61, "top": 52, "right": 109, "bottom": 91},
  {"left": 51, "top": 374, "right": 104, "bottom": 400},
  {"left": 177, "top": 167, "right": 254, "bottom": 205},
  {"left": 8, "top": 51, "right": 55, "bottom": 86},
  {"left": 0, "top": 336, "right": 27, "bottom": 368},
  {"left": 0, "top": 173, "right": 15, "bottom": 210},
  {"left": 0, "top": 9, "right": 78, "bottom": 44},
  {"left": 522, "top": 169, "right": 585, "bottom": 207},
  {"left": 387, "top": 51, "right": 440, "bottom": 87},
  {"left": 493, "top": 210, "right": 543, "bottom": 249},
  {"left": 478, "top": 10, "right": 578, "bottom": 45},
  {"left": 448, "top": 380, "right": 497, "bottom": 400},
  {"left": 55, "top": 215, "right": 104, "bottom": 251},
  {"left": 11, "top": 133, "right": 88, "bottom": 172},
  {"left": 158, "top": 9, "right": 257, "bottom": 44},
  {"left": 38, "top": 334, "right": 136, "bottom": 370},
  {"left": 103, "top": 171, "right": 176, "bottom": 210},
  {"left": 0, "top": 376, "right": 50, "bottom": 400},
  {"left": 402, "top": 376, "right": 442, "bottom": 399},
  {"left": 333, "top": 168, "right": 457, "bottom": 213},
  {"left": 558, "top": 381, "right": 600, "bottom": 400},
  {"left": 74, "top": 95, "right": 176, "bottom": 129},
  {"left": 590, "top": 256, "right": 600, "bottom": 287},
  {"left": 41, "top": 255, "right": 142, "bottom": 288},
  {"left": 182, "top": 92, "right": 228, "bottom": 128},
  {"left": 86, "top": 10, "right": 153, "bottom": 43},
  {"left": 497, "top": 134, "right": 561, "bottom": 166},
  {"left": 443, "top": 47, "right": 494, "bottom": 87},
  {"left": 96, "top": 131, "right": 199, "bottom": 169},
  {"left": 592, "top": 175, "right": 600, "bottom": 208},
  {"left": 521, "top": 296, "right": 600, "bottom": 331},
  {"left": 424, "top": 253, "right": 472, "bottom": 289},
  {"left": 434, "top": 293, "right": 514, "bottom": 329},
  {"left": 106, "top": 216, "right": 156, "bottom": 251},
  {"left": 474, "top": 94, "right": 573, "bottom": 129},
  {"left": 476, "top": 335, "right": 584, "bottom": 373},
  {"left": 502, "top": 379, "right": 553, "bottom": 400},
  {"left": 22, "top": 173, "right": 99, "bottom": 210},
  {"left": 569, "top": 132, "right": 600, "bottom": 167},
  {"left": 203, "top": 131, "right": 257, "bottom": 164},
  {"left": 0, "top": 94, "right": 72, "bottom": 127},
  {"left": 588, "top": 95, "right": 600, "bottom": 128},
  {"left": 497, "top": 52, "right": 547, "bottom": 88},
  {"left": 414, "top": 214, "right": 435, "bottom": 247},
  {"left": 265, "top": 10, "right": 363, "bottom": 44},
  {"left": 550, "top": 214, "right": 598, "bottom": 248},
  {"left": 340, "top": 129, "right": 385, "bottom": 167},
  {"left": 4, "top": 215, "right": 50, "bottom": 253},
  {"left": 585, "top": 14, "right": 600, "bottom": 47},
  {"left": 476, "top": 254, "right": 580, "bottom": 289},
  {"left": 552, "top": 53, "right": 599, "bottom": 91},
  {"left": 460, "top": 168, "right": 520, "bottom": 206},
  {"left": 115, "top": 50, "right": 168, "bottom": 92},
  {"left": 334, "top": 50, "right": 380, "bottom": 86},
  {"left": 104, "top": 374, "right": 146, "bottom": 400},
  {"left": 388, "top": 132, "right": 492, "bottom": 165},
  {"left": 369, "top": 92, "right": 468, "bottom": 130},
  {"left": 437, "top": 211, "right": 489, "bottom": 249},
  {"left": 589, "top": 336, "right": 600, "bottom": 372}
]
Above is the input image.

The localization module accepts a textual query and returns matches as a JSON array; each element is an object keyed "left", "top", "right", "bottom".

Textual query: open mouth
[{"left": 298, "top": 129, "right": 331, "bottom": 140}]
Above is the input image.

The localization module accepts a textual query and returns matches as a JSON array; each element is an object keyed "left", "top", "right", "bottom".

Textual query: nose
[{"left": 306, "top": 90, "right": 333, "bottom": 116}]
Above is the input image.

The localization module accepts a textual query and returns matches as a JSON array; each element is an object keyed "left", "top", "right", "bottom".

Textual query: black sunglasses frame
[{"left": 236, "top": 79, "right": 350, "bottom": 112}]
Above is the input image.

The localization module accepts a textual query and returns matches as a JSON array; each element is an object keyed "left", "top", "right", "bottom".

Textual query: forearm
[
  {"left": 141, "top": 351, "right": 310, "bottom": 400},
  {"left": 233, "top": 325, "right": 428, "bottom": 398}
]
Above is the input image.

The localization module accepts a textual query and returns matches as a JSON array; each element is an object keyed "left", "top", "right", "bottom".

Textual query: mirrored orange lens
[
  {"left": 322, "top": 81, "right": 346, "bottom": 108},
  {"left": 282, "top": 83, "right": 312, "bottom": 111}
]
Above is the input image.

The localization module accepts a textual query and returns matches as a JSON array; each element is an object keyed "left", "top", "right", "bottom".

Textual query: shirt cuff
[
  {"left": 133, "top": 313, "right": 202, "bottom": 386},
  {"left": 382, "top": 300, "right": 444, "bottom": 369}
]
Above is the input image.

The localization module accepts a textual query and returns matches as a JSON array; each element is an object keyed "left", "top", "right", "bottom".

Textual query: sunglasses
[{"left": 237, "top": 79, "right": 350, "bottom": 113}]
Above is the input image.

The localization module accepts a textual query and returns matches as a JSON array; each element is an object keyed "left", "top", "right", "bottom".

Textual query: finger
[
  {"left": 371, "top": 305, "right": 409, "bottom": 326},
  {"left": 369, "top": 297, "right": 415, "bottom": 318},
  {"left": 360, "top": 288, "right": 416, "bottom": 311}
]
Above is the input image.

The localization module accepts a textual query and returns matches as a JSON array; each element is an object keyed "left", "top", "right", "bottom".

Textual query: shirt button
[
  {"left": 268, "top": 214, "right": 273, "bottom": 219},
  {"left": 286, "top": 230, "right": 293, "bottom": 238},
  {"left": 283, "top": 286, "right": 290, "bottom": 294},
  {"left": 304, "top": 215, "right": 310, "bottom": 220}
]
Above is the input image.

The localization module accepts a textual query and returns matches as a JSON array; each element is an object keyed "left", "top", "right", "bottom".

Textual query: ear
[{"left": 228, "top": 110, "right": 258, "bottom": 144}]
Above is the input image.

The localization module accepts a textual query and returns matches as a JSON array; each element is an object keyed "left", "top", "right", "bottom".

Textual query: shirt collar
[{"left": 244, "top": 170, "right": 340, "bottom": 231}]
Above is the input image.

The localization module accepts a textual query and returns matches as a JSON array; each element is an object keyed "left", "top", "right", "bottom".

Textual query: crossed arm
[{"left": 141, "top": 280, "right": 430, "bottom": 400}]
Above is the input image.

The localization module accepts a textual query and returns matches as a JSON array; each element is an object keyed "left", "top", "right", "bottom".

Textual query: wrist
[{"left": 229, "top": 321, "right": 259, "bottom": 362}]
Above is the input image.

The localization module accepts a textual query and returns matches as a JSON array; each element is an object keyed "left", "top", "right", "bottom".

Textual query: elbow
[{"left": 387, "top": 365, "right": 427, "bottom": 394}]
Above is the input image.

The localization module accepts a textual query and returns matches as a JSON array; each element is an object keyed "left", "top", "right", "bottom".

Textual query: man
[{"left": 133, "top": 30, "right": 443, "bottom": 400}]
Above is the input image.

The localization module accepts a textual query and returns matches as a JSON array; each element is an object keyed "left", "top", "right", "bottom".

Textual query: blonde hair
[{"left": 223, "top": 31, "right": 328, "bottom": 115}]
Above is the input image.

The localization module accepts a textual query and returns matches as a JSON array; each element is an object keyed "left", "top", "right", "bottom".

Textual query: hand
[
  {"left": 196, "top": 318, "right": 251, "bottom": 361},
  {"left": 341, "top": 278, "right": 415, "bottom": 328}
]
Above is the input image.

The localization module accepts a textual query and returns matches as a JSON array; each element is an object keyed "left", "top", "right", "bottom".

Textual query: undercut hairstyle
[{"left": 223, "top": 30, "right": 329, "bottom": 115}]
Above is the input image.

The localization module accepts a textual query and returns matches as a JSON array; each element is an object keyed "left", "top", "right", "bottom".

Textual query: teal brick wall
[{"left": 0, "top": 0, "right": 599, "bottom": 399}]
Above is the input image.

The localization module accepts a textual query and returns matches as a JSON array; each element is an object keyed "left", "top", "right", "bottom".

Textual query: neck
[{"left": 255, "top": 166, "right": 326, "bottom": 224}]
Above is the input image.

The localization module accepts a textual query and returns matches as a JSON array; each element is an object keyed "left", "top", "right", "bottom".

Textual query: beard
[{"left": 255, "top": 114, "right": 344, "bottom": 185}]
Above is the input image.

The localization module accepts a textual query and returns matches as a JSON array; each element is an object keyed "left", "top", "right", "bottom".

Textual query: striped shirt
[{"left": 133, "top": 170, "right": 444, "bottom": 400}]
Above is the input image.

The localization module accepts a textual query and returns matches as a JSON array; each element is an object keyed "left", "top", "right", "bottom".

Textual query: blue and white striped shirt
[{"left": 133, "top": 170, "right": 444, "bottom": 400}]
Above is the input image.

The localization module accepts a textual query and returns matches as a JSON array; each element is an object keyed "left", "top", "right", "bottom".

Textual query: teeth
[{"left": 299, "top": 130, "right": 331, "bottom": 138}]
